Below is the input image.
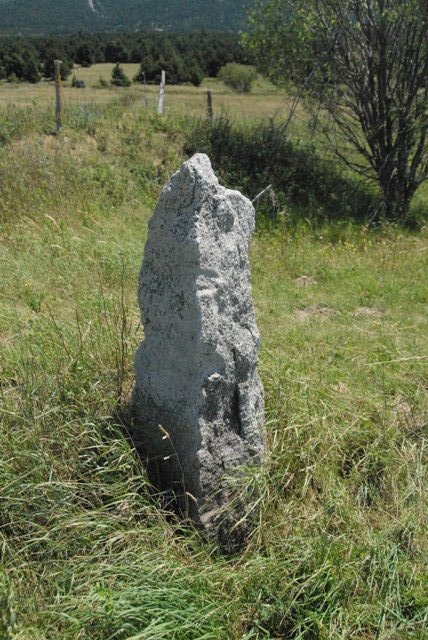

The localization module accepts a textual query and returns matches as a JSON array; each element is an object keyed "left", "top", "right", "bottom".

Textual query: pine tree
[{"left": 111, "top": 63, "right": 131, "bottom": 87}]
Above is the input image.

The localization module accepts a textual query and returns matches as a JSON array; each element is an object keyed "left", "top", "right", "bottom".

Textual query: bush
[
  {"left": 98, "top": 76, "right": 109, "bottom": 88},
  {"left": 111, "top": 63, "right": 131, "bottom": 87},
  {"left": 218, "top": 63, "right": 257, "bottom": 93},
  {"left": 184, "top": 117, "right": 378, "bottom": 223},
  {"left": 6, "top": 73, "right": 19, "bottom": 83}
]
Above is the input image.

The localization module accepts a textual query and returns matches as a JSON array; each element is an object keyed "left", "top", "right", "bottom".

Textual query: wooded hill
[
  {"left": 0, "top": 31, "right": 250, "bottom": 84},
  {"left": 0, "top": 0, "right": 251, "bottom": 36}
]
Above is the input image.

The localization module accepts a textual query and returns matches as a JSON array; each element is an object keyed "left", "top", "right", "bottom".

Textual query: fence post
[
  {"left": 141, "top": 71, "right": 149, "bottom": 107},
  {"left": 54, "top": 59, "right": 64, "bottom": 133},
  {"left": 157, "top": 70, "right": 166, "bottom": 115},
  {"left": 206, "top": 90, "right": 213, "bottom": 121}
]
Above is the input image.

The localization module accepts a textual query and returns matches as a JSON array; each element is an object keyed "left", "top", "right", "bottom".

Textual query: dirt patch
[
  {"left": 392, "top": 396, "right": 412, "bottom": 415},
  {"left": 294, "top": 275, "right": 318, "bottom": 286},
  {"left": 43, "top": 133, "right": 98, "bottom": 160},
  {"left": 332, "top": 382, "right": 349, "bottom": 394},
  {"left": 295, "top": 305, "right": 335, "bottom": 322},
  {"left": 353, "top": 306, "right": 383, "bottom": 318}
]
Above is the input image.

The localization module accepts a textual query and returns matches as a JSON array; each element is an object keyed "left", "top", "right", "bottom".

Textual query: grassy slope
[{"left": 0, "top": 91, "right": 427, "bottom": 639}]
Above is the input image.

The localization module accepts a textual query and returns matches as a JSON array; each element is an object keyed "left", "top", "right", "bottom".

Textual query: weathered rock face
[{"left": 131, "top": 153, "right": 264, "bottom": 531}]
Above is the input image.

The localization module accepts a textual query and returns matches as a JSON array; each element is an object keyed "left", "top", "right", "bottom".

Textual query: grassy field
[
  {"left": 0, "top": 82, "right": 427, "bottom": 639},
  {"left": 0, "top": 64, "right": 304, "bottom": 123}
]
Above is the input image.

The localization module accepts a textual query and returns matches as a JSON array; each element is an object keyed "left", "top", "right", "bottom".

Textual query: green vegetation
[
  {"left": 0, "top": 31, "right": 250, "bottom": 84},
  {"left": 218, "top": 63, "right": 257, "bottom": 93},
  {"left": 185, "top": 117, "right": 379, "bottom": 223},
  {"left": 0, "top": 0, "right": 250, "bottom": 36},
  {"left": 111, "top": 63, "right": 131, "bottom": 87},
  {"left": 0, "top": 82, "right": 427, "bottom": 639},
  {"left": 246, "top": 0, "right": 428, "bottom": 223}
]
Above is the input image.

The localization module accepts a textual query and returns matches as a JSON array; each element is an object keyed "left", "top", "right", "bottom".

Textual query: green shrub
[
  {"left": 111, "top": 63, "right": 131, "bottom": 87},
  {"left": 218, "top": 63, "right": 257, "bottom": 93},
  {"left": 184, "top": 116, "right": 378, "bottom": 223}
]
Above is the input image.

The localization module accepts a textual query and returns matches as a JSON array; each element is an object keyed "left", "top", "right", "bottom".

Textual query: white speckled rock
[{"left": 131, "top": 153, "right": 264, "bottom": 531}]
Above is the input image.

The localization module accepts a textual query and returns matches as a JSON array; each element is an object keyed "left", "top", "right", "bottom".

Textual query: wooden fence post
[
  {"left": 54, "top": 59, "right": 64, "bottom": 133},
  {"left": 206, "top": 90, "right": 213, "bottom": 121},
  {"left": 141, "top": 71, "right": 149, "bottom": 107},
  {"left": 157, "top": 70, "right": 166, "bottom": 115}
]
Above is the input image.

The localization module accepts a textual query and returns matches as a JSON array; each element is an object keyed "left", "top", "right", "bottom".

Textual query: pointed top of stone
[
  {"left": 161, "top": 153, "right": 219, "bottom": 210},
  {"left": 183, "top": 152, "right": 215, "bottom": 177},
  {"left": 158, "top": 153, "right": 255, "bottom": 249},
  {"left": 172, "top": 153, "right": 217, "bottom": 187}
]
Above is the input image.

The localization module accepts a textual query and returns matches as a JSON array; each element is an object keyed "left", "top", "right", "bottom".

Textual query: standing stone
[{"left": 131, "top": 153, "right": 264, "bottom": 533}]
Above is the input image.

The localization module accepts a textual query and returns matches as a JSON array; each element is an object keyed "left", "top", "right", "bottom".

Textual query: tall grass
[{"left": 0, "top": 97, "right": 427, "bottom": 639}]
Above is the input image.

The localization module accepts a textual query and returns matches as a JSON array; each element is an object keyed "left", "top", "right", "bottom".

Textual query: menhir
[{"left": 131, "top": 153, "right": 265, "bottom": 534}]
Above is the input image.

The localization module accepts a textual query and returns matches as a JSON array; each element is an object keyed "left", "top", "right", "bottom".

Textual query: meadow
[
  {"left": 0, "top": 73, "right": 427, "bottom": 639},
  {"left": 0, "top": 65, "right": 295, "bottom": 120}
]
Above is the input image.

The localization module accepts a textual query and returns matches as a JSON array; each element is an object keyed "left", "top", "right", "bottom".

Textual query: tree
[
  {"left": 105, "top": 41, "right": 129, "bottom": 64},
  {"left": 246, "top": 0, "right": 428, "bottom": 221},
  {"left": 21, "top": 54, "right": 41, "bottom": 83},
  {"left": 111, "top": 63, "right": 131, "bottom": 87},
  {"left": 183, "top": 58, "right": 204, "bottom": 87},
  {"left": 39, "top": 39, "right": 72, "bottom": 79},
  {"left": 74, "top": 43, "right": 95, "bottom": 67},
  {"left": 2, "top": 51, "right": 41, "bottom": 83}
]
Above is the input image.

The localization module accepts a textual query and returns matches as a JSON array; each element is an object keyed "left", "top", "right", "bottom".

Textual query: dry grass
[{"left": 0, "top": 64, "right": 306, "bottom": 124}]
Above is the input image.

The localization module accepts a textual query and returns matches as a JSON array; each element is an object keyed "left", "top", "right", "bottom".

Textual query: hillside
[
  {"left": 0, "top": 89, "right": 426, "bottom": 637},
  {"left": 0, "top": 0, "right": 251, "bottom": 35}
]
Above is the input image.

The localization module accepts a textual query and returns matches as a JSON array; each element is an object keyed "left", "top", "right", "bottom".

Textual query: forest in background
[{"left": 0, "top": 31, "right": 250, "bottom": 85}]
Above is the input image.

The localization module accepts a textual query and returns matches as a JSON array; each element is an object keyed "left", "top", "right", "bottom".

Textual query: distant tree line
[{"left": 0, "top": 31, "right": 251, "bottom": 85}]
